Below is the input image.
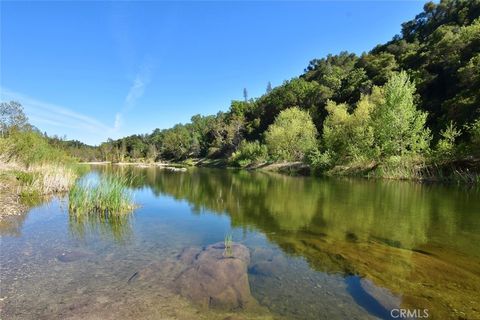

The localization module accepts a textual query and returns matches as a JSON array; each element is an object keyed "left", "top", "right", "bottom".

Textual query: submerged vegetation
[
  {"left": 69, "top": 174, "right": 135, "bottom": 215},
  {"left": 68, "top": 206, "right": 133, "bottom": 242}
]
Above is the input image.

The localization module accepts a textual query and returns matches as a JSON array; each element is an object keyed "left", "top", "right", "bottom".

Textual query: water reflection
[
  {"left": 94, "top": 165, "right": 480, "bottom": 319},
  {"left": 0, "top": 211, "right": 29, "bottom": 236},
  {"left": 106, "top": 166, "right": 479, "bottom": 252},
  {"left": 68, "top": 210, "right": 133, "bottom": 242}
]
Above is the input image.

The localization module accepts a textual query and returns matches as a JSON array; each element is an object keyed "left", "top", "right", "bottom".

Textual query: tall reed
[{"left": 69, "top": 174, "right": 135, "bottom": 215}]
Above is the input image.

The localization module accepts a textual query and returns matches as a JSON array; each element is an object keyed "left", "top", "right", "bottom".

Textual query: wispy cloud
[
  {"left": 0, "top": 87, "right": 118, "bottom": 140},
  {"left": 125, "top": 63, "right": 152, "bottom": 111},
  {"left": 114, "top": 60, "right": 153, "bottom": 130},
  {"left": 114, "top": 112, "right": 122, "bottom": 131}
]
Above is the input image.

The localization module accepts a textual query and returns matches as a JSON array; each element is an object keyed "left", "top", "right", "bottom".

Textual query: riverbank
[
  {"left": 0, "top": 165, "right": 28, "bottom": 220},
  {"left": 82, "top": 156, "right": 480, "bottom": 184},
  {"left": 0, "top": 162, "right": 82, "bottom": 222}
]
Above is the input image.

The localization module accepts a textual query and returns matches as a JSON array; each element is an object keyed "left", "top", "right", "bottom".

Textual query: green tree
[
  {"left": 371, "top": 71, "right": 431, "bottom": 158},
  {"left": 265, "top": 107, "right": 318, "bottom": 161},
  {"left": 229, "top": 140, "right": 268, "bottom": 167},
  {"left": 322, "top": 87, "right": 383, "bottom": 163},
  {"left": 468, "top": 118, "right": 480, "bottom": 156},
  {"left": 161, "top": 124, "right": 193, "bottom": 160},
  {"left": 146, "top": 144, "right": 158, "bottom": 162},
  {"left": 0, "top": 101, "right": 29, "bottom": 137},
  {"left": 435, "top": 121, "right": 462, "bottom": 161}
]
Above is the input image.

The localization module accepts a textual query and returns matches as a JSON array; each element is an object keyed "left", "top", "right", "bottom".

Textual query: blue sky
[{"left": 1, "top": 1, "right": 426, "bottom": 145}]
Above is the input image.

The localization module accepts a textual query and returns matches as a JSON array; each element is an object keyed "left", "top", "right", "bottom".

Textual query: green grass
[
  {"left": 224, "top": 233, "right": 233, "bottom": 257},
  {"left": 69, "top": 174, "right": 135, "bottom": 215}
]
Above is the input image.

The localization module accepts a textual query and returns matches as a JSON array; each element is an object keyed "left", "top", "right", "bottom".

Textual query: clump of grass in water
[
  {"left": 224, "top": 233, "right": 233, "bottom": 258},
  {"left": 69, "top": 174, "right": 135, "bottom": 215}
]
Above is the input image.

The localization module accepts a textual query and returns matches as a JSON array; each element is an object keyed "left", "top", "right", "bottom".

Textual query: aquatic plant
[
  {"left": 69, "top": 208, "right": 133, "bottom": 242},
  {"left": 224, "top": 233, "right": 233, "bottom": 257},
  {"left": 69, "top": 174, "right": 135, "bottom": 215}
]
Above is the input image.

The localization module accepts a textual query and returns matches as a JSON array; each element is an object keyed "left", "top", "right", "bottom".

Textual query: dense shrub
[
  {"left": 434, "top": 122, "right": 462, "bottom": 162},
  {"left": 0, "top": 130, "right": 73, "bottom": 165},
  {"left": 265, "top": 107, "right": 318, "bottom": 161},
  {"left": 469, "top": 118, "right": 480, "bottom": 156},
  {"left": 229, "top": 140, "right": 268, "bottom": 167}
]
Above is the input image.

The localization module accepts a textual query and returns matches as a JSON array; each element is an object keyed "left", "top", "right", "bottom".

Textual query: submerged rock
[
  {"left": 174, "top": 242, "right": 257, "bottom": 311},
  {"left": 249, "top": 247, "right": 288, "bottom": 277}
]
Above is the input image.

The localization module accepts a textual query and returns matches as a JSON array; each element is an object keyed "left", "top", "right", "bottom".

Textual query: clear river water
[{"left": 1, "top": 166, "right": 479, "bottom": 319}]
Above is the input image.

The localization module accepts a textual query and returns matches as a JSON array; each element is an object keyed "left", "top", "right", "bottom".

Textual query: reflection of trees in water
[
  {"left": 71, "top": 166, "right": 480, "bottom": 318},
  {"left": 117, "top": 166, "right": 479, "bottom": 319},
  {"left": 94, "top": 165, "right": 480, "bottom": 254},
  {"left": 107, "top": 166, "right": 479, "bottom": 252}
]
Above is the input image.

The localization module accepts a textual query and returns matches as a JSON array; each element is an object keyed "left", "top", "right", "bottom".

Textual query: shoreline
[
  {"left": 0, "top": 171, "right": 28, "bottom": 221},
  {"left": 84, "top": 157, "right": 480, "bottom": 184},
  {"left": 0, "top": 163, "right": 79, "bottom": 222}
]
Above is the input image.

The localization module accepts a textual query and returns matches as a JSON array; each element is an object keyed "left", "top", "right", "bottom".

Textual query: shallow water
[{"left": 1, "top": 167, "right": 479, "bottom": 319}]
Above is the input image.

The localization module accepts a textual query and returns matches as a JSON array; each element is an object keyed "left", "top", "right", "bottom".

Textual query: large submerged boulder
[{"left": 174, "top": 242, "right": 257, "bottom": 311}]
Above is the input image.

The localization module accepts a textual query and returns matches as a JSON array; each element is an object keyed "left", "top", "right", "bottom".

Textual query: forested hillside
[{"left": 54, "top": 0, "right": 480, "bottom": 180}]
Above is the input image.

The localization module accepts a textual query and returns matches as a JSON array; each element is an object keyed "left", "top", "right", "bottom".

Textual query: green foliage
[
  {"left": 0, "top": 130, "right": 74, "bottom": 165},
  {"left": 321, "top": 72, "right": 431, "bottom": 164},
  {"left": 358, "top": 52, "right": 398, "bottom": 85},
  {"left": 435, "top": 122, "right": 462, "bottom": 161},
  {"left": 229, "top": 140, "right": 268, "bottom": 167},
  {"left": 317, "top": 72, "right": 433, "bottom": 178},
  {"left": 370, "top": 155, "right": 424, "bottom": 180},
  {"left": 254, "top": 78, "right": 324, "bottom": 134},
  {"left": 50, "top": 138, "right": 101, "bottom": 162},
  {"left": 224, "top": 233, "right": 233, "bottom": 258},
  {"left": 306, "top": 149, "right": 335, "bottom": 173},
  {"left": 468, "top": 118, "right": 480, "bottom": 156},
  {"left": 69, "top": 174, "right": 135, "bottom": 215},
  {"left": 14, "top": 170, "right": 38, "bottom": 185},
  {"left": 161, "top": 124, "right": 194, "bottom": 160},
  {"left": 0, "top": 101, "right": 29, "bottom": 136},
  {"left": 370, "top": 71, "right": 431, "bottom": 158},
  {"left": 0, "top": 101, "right": 74, "bottom": 165},
  {"left": 265, "top": 108, "right": 318, "bottom": 162},
  {"left": 322, "top": 88, "right": 381, "bottom": 162}
]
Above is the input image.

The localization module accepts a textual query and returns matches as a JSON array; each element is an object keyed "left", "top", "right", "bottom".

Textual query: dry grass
[
  {"left": 0, "top": 170, "right": 27, "bottom": 218},
  {"left": 0, "top": 161, "right": 81, "bottom": 220},
  {"left": 28, "top": 165, "right": 77, "bottom": 194},
  {"left": 14, "top": 165, "right": 77, "bottom": 198}
]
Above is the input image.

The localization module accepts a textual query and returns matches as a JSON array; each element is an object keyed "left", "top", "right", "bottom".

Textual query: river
[{"left": 1, "top": 166, "right": 479, "bottom": 319}]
